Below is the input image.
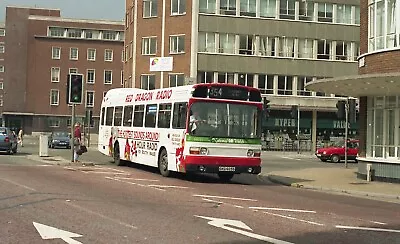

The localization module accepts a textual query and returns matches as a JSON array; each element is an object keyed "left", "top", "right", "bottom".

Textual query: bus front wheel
[
  {"left": 218, "top": 173, "right": 234, "bottom": 182},
  {"left": 158, "top": 149, "right": 170, "bottom": 177}
]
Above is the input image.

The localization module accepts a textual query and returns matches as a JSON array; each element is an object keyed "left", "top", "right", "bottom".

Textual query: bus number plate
[{"left": 219, "top": 166, "right": 235, "bottom": 172}]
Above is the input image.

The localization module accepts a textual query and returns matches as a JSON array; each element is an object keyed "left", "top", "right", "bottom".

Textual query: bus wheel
[
  {"left": 218, "top": 173, "right": 234, "bottom": 182},
  {"left": 113, "top": 143, "right": 124, "bottom": 166},
  {"left": 158, "top": 149, "right": 170, "bottom": 177}
]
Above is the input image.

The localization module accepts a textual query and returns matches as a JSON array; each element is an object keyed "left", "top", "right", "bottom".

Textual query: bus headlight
[
  {"left": 189, "top": 147, "right": 200, "bottom": 154},
  {"left": 200, "top": 147, "right": 208, "bottom": 155},
  {"left": 247, "top": 149, "right": 254, "bottom": 157}
]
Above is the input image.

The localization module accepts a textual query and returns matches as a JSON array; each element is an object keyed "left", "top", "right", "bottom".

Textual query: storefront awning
[{"left": 306, "top": 72, "right": 400, "bottom": 97}]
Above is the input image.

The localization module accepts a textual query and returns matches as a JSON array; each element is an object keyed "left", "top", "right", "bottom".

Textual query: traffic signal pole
[
  {"left": 345, "top": 100, "right": 349, "bottom": 168},
  {"left": 71, "top": 104, "right": 75, "bottom": 162},
  {"left": 297, "top": 105, "right": 300, "bottom": 154}
]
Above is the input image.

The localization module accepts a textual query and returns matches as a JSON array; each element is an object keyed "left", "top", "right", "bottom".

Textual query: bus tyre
[
  {"left": 113, "top": 143, "right": 124, "bottom": 166},
  {"left": 218, "top": 173, "right": 234, "bottom": 182},
  {"left": 158, "top": 149, "right": 170, "bottom": 177}
]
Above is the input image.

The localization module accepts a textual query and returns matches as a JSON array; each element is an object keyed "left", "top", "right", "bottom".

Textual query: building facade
[
  {"left": 0, "top": 22, "right": 5, "bottom": 126},
  {"left": 124, "top": 0, "right": 361, "bottom": 151},
  {"left": 3, "top": 7, "right": 124, "bottom": 134},
  {"left": 307, "top": 0, "right": 400, "bottom": 181}
]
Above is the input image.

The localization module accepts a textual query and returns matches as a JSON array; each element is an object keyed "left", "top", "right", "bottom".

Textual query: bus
[{"left": 98, "top": 83, "right": 263, "bottom": 181}]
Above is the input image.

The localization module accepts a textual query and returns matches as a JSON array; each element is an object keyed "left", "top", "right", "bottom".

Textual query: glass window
[
  {"left": 240, "top": 0, "right": 256, "bottom": 17},
  {"left": 158, "top": 103, "right": 172, "bottom": 128},
  {"left": 238, "top": 73, "right": 254, "bottom": 87},
  {"left": 50, "top": 89, "right": 59, "bottom": 105},
  {"left": 51, "top": 67, "right": 60, "bottom": 82},
  {"left": 258, "top": 75, "right": 274, "bottom": 94},
  {"left": 133, "top": 105, "right": 145, "bottom": 127},
  {"left": 260, "top": 0, "right": 276, "bottom": 18},
  {"left": 259, "top": 36, "right": 276, "bottom": 56},
  {"left": 106, "top": 107, "right": 114, "bottom": 126},
  {"left": 48, "top": 27, "right": 63, "bottom": 37},
  {"left": 277, "top": 75, "right": 293, "bottom": 95},
  {"left": 103, "top": 31, "right": 117, "bottom": 40},
  {"left": 197, "top": 71, "right": 214, "bottom": 83},
  {"left": 335, "top": 41, "right": 351, "bottom": 60},
  {"left": 279, "top": 0, "right": 295, "bottom": 20},
  {"left": 104, "top": 70, "right": 113, "bottom": 84},
  {"left": 169, "top": 74, "right": 185, "bottom": 87},
  {"left": 198, "top": 32, "right": 216, "bottom": 52},
  {"left": 278, "top": 37, "right": 295, "bottom": 57},
  {"left": 144, "top": 0, "right": 158, "bottom": 17},
  {"left": 317, "top": 39, "right": 330, "bottom": 60},
  {"left": 217, "top": 72, "right": 234, "bottom": 84},
  {"left": 101, "top": 107, "right": 105, "bottom": 126},
  {"left": 199, "top": 0, "right": 216, "bottom": 14},
  {"left": 145, "top": 104, "right": 157, "bottom": 128},
  {"left": 299, "top": 1, "right": 314, "bottom": 21},
  {"left": 219, "top": 33, "right": 235, "bottom": 54},
  {"left": 114, "top": 106, "right": 123, "bottom": 126},
  {"left": 52, "top": 47, "right": 61, "bottom": 59},
  {"left": 336, "top": 4, "right": 352, "bottom": 24},
  {"left": 171, "top": 0, "right": 186, "bottom": 15},
  {"left": 86, "top": 91, "right": 95, "bottom": 107},
  {"left": 67, "top": 29, "right": 82, "bottom": 38},
  {"left": 87, "top": 69, "right": 95, "bottom": 84},
  {"left": 170, "top": 35, "right": 185, "bottom": 54},
  {"left": 297, "top": 77, "right": 312, "bottom": 96},
  {"left": 142, "top": 37, "right": 157, "bottom": 55},
  {"left": 172, "top": 102, "right": 187, "bottom": 129},
  {"left": 70, "top": 48, "right": 79, "bottom": 60},
  {"left": 87, "top": 48, "right": 96, "bottom": 61},
  {"left": 141, "top": 75, "right": 156, "bottom": 90},
  {"left": 105, "top": 49, "right": 113, "bottom": 61},
  {"left": 239, "top": 35, "right": 256, "bottom": 55},
  {"left": 318, "top": 3, "right": 333, "bottom": 22},
  {"left": 298, "top": 39, "right": 314, "bottom": 58}
]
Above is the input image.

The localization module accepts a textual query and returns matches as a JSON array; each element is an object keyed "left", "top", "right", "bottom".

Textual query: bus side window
[
  {"left": 158, "top": 103, "right": 172, "bottom": 128},
  {"left": 105, "top": 107, "right": 114, "bottom": 126},
  {"left": 101, "top": 107, "right": 105, "bottom": 126},
  {"left": 172, "top": 102, "right": 187, "bottom": 129},
  {"left": 145, "top": 104, "right": 157, "bottom": 128},
  {"left": 133, "top": 105, "right": 145, "bottom": 127},
  {"left": 123, "top": 105, "right": 133, "bottom": 127},
  {"left": 114, "top": 106, "right": 123, "bottom": 126}
]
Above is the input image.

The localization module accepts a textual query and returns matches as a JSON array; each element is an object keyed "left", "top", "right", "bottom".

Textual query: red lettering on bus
[
  {"left": 156, "top": 90, "right": 172, "bottom": 100},
  {"left": 135, "top": 92, "right": 153, "bottom": 102},
  {"left": 125, "top": 95, "right": 134, "bottom": 102}
]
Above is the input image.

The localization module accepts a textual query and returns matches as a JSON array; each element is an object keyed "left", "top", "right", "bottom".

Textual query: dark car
[
  {"left": 48, "top": 131, "right": 71, "bottom": 149},
  {"left": 0, "top": 127, "right": 18, "bottom": 154}
]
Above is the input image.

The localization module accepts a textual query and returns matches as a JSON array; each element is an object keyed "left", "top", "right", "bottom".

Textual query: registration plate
[{"left": 219, "top": 166, "right": 236, "bottom": 172}]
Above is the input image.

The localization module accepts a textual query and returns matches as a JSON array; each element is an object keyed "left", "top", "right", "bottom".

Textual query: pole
[
  {"left": 297, "top": 105, "right": 300, "bottom": 154},
  {"left": 71, "top": 104, "right": 75, "bottom": 162},
  {"left": 345, "top": 100, "right": 349, "bottom": 168}
]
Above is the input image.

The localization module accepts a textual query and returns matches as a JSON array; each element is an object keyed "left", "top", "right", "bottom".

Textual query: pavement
[{"left": 261, "top": 151, "right": 400, "bottom": 203}]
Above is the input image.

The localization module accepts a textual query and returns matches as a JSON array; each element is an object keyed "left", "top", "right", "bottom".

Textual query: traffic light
[
  {"left": 290, "top": 105, "right": 298, "bottom": 118},
  {"left": 263, "top": 97, "right": 271, "bottom": 119},
  {"left": 348, "top": 99, "right": 357, "bottom": 123},
  {"left": 336, "top": 100, "right": 346, "bottom": 119},
  {"left": 68, "top": 74, "right": 83, "bottom": 104}
]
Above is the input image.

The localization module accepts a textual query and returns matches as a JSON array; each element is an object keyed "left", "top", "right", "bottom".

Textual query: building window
[
  {"left": 48, "top": 118, "right": 60, "bottom": 128},
  {"left": 70, "top": 47, "right": 78, "bottom": 60},
  {"left": 238, "top": 73, "right": 254, "bottom": 87},
  {"left": 85, "top": 30, "right": 100, "bottom": 39},
  {"left": 170, "top": 35, "right": 185, "bottom": 54},
  {"left": 141, "top": 75, "right": 156, "bottom": 90},
  {"left": 197, "top": 71, "right": 214, "bottom": 83},
  {"left": 318, "top": 3, "right": 333, "bottom": 23},
  {"left": 277, "top": 75, "right": 293, "bottom": 95},
  {"left": 259, "top": 36, "right": 276, "bottom": 56},
  {"left": 220, "top": 0, "right": 236, "bottom": 15},
  {"left": 240, "top": 0, "right": 256, "bottom": 17},
  {"left": 297, "top": 77, "right": 312, "bottom": 96},
  {"left": 219, "top": 33, "right": 236, "bottom": 54},
  {"left": 0, "top": 44, "right": 4, "bottom": 53},
  {"left": 50, "top": 89, "right": 59, "bottom": 106},
  {"left": 0, "top": 82, "right": 3, "bottom": 89},
  {"left": 336, "top": 4, "right": 352, "bottom": 24},
  {"left": 260, "top": 0, "right": 276, "bottom": 18},
  {"left": 298, "top": 0, "right": 314, "bottom": 21},
  {"left": 87, "top": 48, "right": 96, "bottom": 61},
  {"left": 298, "top": 38, "right": 314, "bottom": 59},
  {"left": 335, "top": 41, "right": 351, "bottom": 61},
  {"left": 279, "top": 0, "right": 295, "bottom": 20},
  {"left": 104, "top": 70, "right": 113, "bottom": 84},
  {"left": 0, "top": 29, "right": 5, "bottom": 36},
  {"left": 200, "top": 0, "right": 216, "bottom": 14},
  {"left": 198, "top": 32, "right": 216, "bottom": 52},
  {"left": 0, "top": 99, "right": 3, "bottom": 107},
  {"left": 86, "top": 91, "right": 95, "bottom": 107},
  {"left": 105, "top": 49, "right": 113, "bottom": 61},
  {"left": 52, "top": 47, "right": 61, "bottom": 59},
  {"left": 69, "top": 68, "right": 78, "bottom": 74},
  {"left": 67, "top": 29, "right": 82, "bottom": 38},
  {"left": 317, "top": 39, "right": 331, "bottom": 60},
  {"left": 278, "top": 37, "right": 295, "bottom": 57},
  {"left": 239, "top": 34, "right": 256, "bottom": 55},
  {"left": 51, "top": 67, "right": 60, "bottom": 82},
  {"left": 171, "top": 0, "right": 186, "bottom": 15},
  {"left": 0, "top": 65, "right": 4, "bottom": 72},
  {"left": 143, "top": 0, "right": 158, "bottom": 17},
  {"left": 142, "top": 37, "right": 157, "bottom": 55},
  {"left": 169, "top": 74, "right": 185, "bottom": 87},
  {"left": 103, "top": 31, "right": 117, "bottom": 40},
  {"left": 87, "top": 69, "right": 95, "bottom": 84},
  {"left": 258, "top": 75, "right": 274, "bottom": 94},
  {"left": 48, "top": 27, "right": 64, "bottom": 37},
  {"left": 217, "top": 72, "right": 234, "bottom": 84}
]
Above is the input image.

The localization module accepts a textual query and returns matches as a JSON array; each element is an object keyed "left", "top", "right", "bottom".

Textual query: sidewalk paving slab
[{"left": 25, "top": 155, "right": 95, "bottom": 167}]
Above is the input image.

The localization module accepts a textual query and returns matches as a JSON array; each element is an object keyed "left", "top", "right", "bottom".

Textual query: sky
[{"left": 0, "top": 0, "right": 125, "bottom": 22}]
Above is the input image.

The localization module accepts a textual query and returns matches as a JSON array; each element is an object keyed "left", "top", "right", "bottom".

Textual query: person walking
[
  {"left": 17, "top": 128, "right": 24, "bottom": 147},
  {"left": 73, "top": 122, "right": 82, "bottom": 163}
]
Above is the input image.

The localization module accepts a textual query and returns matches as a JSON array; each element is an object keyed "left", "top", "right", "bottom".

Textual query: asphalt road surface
[{"left": 0, "top": 142, "right": 399, "bottom": 244}]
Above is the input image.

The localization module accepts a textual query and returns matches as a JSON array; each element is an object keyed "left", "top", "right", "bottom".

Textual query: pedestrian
[
  {"left": 73, "top": 122, "right": 82, "bottom": 163},
  {"left": 17, "top": 128, "right": 24, "bottom": 147}
]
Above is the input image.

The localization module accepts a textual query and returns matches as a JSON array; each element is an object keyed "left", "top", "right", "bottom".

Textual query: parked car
[
  {"left": 0, "top": 127, "right": 18, "bottom": 154},
  {"left": 315, "top": 139, "right": 359, "bottom": 163},
  {"left": 48, "top": 131, "right": 71, "bottom": 149}
]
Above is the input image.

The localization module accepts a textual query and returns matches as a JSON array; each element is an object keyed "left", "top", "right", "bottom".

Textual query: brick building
[
  {"left": 0, "top": 22, "right": 5, "bottom": 126},
  {"left": 124, "top": 0, "right": 360, "bottom": 151},
  {"left": 307, "top": 0, "right": 400, "bottom": 182},
  {"left": 2, "top": 6, "right": 124, "bottom": 134}
]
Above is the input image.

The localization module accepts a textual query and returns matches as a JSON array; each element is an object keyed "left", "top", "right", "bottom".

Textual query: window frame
[
  {"left": 86, "top": 90, "right": 95, "bottom": 108},
  {"left": 70, "top": 47, "right": 79, "bottom": 60},
  {"left": 169, "top": 35, "right": 185, "bottom": 54},
  {"left": 104, "top": 49, "right": 113, "bottom": 62},
  {"left": 87, "top": 69, "right": 95, "bottom": 84},
  {"left": 171, "top": 0, "right": 186, "bottom": 15},
  {"left": 51, "top": 67, "right": 60, "bottom": 83},
  {"left": 87, "top": 48, "right": 96, "bottom": 61},
  {"left": 50, "top": 89, "right": 60, "bottom": 106},
  {"left": 104, "top": 70, "right": 113, "bottom": 84},
  {"left": 52, "top": 47, "right": 61, "bottom": 60},
  {"left": 142, "top": 37, "right": 157, "bottom": 55}
]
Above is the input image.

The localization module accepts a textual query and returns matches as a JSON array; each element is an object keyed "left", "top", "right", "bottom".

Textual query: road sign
[
  {"left": 195, "top": 215, "right": 294, "bottom": 244},
  {"left": 33, "top": 222, "right": 83, "bottom": 244}
]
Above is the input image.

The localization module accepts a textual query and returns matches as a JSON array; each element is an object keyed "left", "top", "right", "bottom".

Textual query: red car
[{"left": 315, "top": 140, "right": 359, "bottom": 163}]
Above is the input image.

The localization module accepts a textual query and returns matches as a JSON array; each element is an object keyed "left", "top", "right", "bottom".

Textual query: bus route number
[{"left": 209, "top": 87, "right": 223, "bottom": 98}]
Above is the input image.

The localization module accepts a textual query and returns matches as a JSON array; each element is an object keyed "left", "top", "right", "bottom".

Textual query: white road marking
[
  {"left": 193, "top": 194, "right": 257, "bottom": 202},
  {"left": 370, "top": 221, "right": 387, "bottom": 225},
  {"left": 114, "top": 177, "right": 159, "bottom": 182},
  {"left": 0, "top": 178, "right": 36, "bottom": 191},
  {"left": 33, "top": 222, "right": 83, "bottom": 244},
  {"left": 280, "top": 156, "right": 302, "bottom": 161},
  {"left": 101, "top": 167, "right": 127, "bottom": 173},
  {"left": 36, "top": 165, "right": 53, "bottom": 167},
  {"left": 147, "top": 185, "right": 189, "bottom": 189},
  {"left": 336, "top": 225, "right": 400, "bottom": 233},
  {"left": 263, "top": 211, "right": 325, "bottom": 226},
  {"left": 85, "top": 171, "right": 129, "bottom": 175},
  {"left": 250, "top": 207, "right": 316, "bottom": 213},
  {"left": 202, "top": 198, "right": 244, "bottom": 209},
  {"left": 105, "top": 177, "right": 166, "bottom": 191}
]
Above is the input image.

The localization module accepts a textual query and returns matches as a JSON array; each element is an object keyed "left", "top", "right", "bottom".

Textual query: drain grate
[{"left": 42, "top": 158, "right": 61, "bottom": 162}]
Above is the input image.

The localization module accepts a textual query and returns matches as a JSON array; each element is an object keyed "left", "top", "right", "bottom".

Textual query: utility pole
[
  {"left": 345, "top": 100, "right": 349, "bottom": 168},
  {"left": 71, "top": 104, "right": 75, "bottom": 162},
  {"left": 297, "top": 104, "right": 300, "bottom": 154}
]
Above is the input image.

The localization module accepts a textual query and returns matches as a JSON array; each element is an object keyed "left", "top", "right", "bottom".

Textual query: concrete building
[
  {"left": 307, "top": 0, "right": 400, "bottom": 182},
  {"left": 0, "top": 22, "right": 5, "bottom": 126},
  {"left": 3, "top": 6, "right": 124, "bottom": 134},
  {"left": 124, "top": 0, "right": 360, "bottom": 151}
]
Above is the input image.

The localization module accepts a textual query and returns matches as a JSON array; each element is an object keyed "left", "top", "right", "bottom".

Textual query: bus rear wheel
[
  {"left": 158, "top": 149, "right": 170, "bottom": 177},
  {"left": 218, "top": 173, "right": 234, "bottom": 182}
]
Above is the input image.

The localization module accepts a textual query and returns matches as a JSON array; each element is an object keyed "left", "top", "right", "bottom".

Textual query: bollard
[
  {"left": 39, "top": 134, "right": 49, "bottom": 157},
  {"left": 366, "top": 163, "right": 372, "bottom": 182}
]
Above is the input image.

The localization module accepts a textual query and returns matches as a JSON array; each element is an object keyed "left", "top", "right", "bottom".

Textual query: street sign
[
  {"left": 33, "top": 222, "right": 83, "bottom": 244},
  {"left": 195, "top": 215, "right": 294, "bottom": 244}
]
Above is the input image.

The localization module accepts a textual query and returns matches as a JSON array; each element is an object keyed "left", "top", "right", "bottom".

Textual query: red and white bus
[{"left": 98, "top": 83, "right": 263, "bottom": 181}]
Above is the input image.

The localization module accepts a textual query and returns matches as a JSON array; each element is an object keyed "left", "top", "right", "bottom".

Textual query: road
[{"left": 0, "top": 140, "right": 399, "bottom": 244}]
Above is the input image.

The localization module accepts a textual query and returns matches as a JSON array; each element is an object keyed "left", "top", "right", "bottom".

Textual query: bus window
[
  {"left": 100, "top": 107, "right": 105, "bottom": 126},
  {"left": 123, "top": 105, "right": 134, "bottom": 127},
  {"left": 105, "top": 107, "right": 114, "bottom": 126},
  {"left": 133, "top": 105, "right": 145, "bottom": 127},
  {"left": 172, "top": 102, "right": 187, "bottom": 129},
  {"left": 158, "top": 103, "right": 172, "bottom": 128},
  {"left": 145, "top": 104, "right": 157, "bottom": 128},
  {"left": 114, "top": 106, "right": 123, "bottom": 126}
]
